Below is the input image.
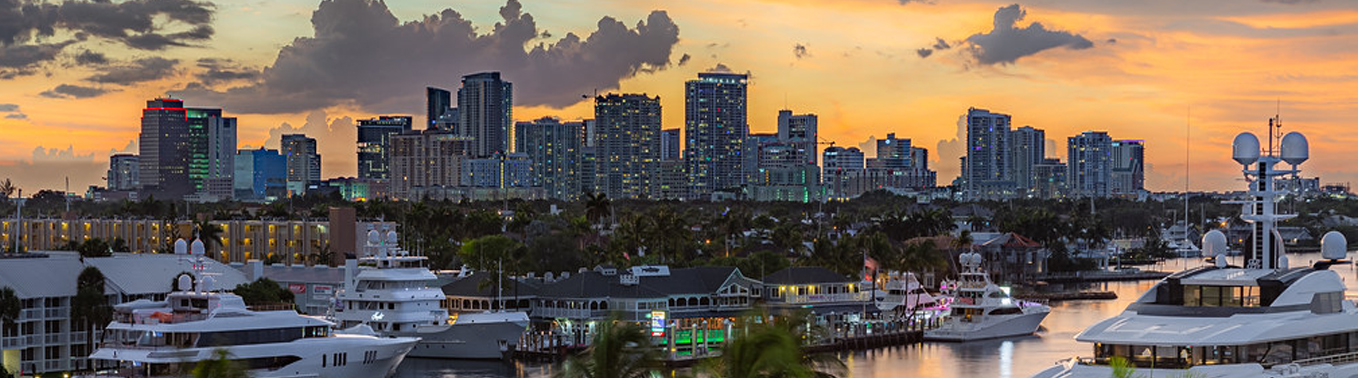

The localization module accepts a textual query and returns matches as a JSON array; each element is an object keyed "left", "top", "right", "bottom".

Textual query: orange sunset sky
[{"left": 1, "top": 0, "right": 1356, "bottom": 194}]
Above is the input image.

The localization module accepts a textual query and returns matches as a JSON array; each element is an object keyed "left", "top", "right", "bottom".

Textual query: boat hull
[
  {"left": 87, "top": 334, "right": 417, "bottom": 378},
  {"left": 924, "top": 310, "right": 1048, "bottom": 342},
  {"left": 394, "top": 314, "right": 530, "bottom": 359}
]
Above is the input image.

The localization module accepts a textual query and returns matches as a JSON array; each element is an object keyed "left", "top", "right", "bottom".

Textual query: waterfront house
[{"left": 760, "top": 267, "right": 871, "bottom": 315}]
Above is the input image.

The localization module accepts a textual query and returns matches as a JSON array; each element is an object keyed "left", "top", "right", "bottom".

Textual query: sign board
[
  {"left": 313, "top": 285, "right": 334, "bottom": 295},
  {"left": 650, "top": 310, "right": 666, "bottom": 337},
  {"left": 288, "top": 284, "right": 307, "bottom": 294}
]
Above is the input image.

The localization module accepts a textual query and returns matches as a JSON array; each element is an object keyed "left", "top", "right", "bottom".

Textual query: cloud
[
  {"left": 0, "top": 0, "right": 214, "bottom": 77},
  {"left": 677, "top": 53, "right": 691, "bottom": 66},
  {"left": 794, "top": 43, "right": 810, "bottom": 59},
  {"left": 916, "top": 48, "right": 933, "bottom": 58},
  {"left": 1262, "top": 0, "right": 1317, "bottom": 3},
  {"left": 73, "top": 49, "right": 108, "bottom": 65},
  {"left": 915, "top": 37, "right": 952, "bottom": 59},
  {"left": 898, "top": 0, "right": 934, "bottom": 4},
  {"left": 195, "top": 58, "right": 259, "bottom": 85},
  {"left": 0, "top": 104, "right": 17, "bottom": 112},
  {"left": 39, "top": 84, "right": 116, "bottom": 98},
  {"left": 85, "top": 57, "right": 178, "bottom": 85},
  {"left": 1, "top": 145, "right": 105, "bottom": 192},
  {"left": 266, "top": 110, "right": 356, "bottom": 177},
  {"left": 963, "top": 4, "right": 1094, "bottom": 65},
  {"left": 933, "top": 114, "right": 968, "bottom": 183},
  {"left": 710, "top": 63, "right": 734, "bottom": 73},
  {"left": 4, "top": 113, "right": 26, "bottom": 120},
  {"left": 172, "top": 0, "right": 680, "bottom": 114}
]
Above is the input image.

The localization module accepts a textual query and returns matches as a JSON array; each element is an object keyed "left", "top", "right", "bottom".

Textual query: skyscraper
[
  {"left": 869, "top": 133, "right": 911, "bottom": 169},
  {"left": 964, "top": 107, "right": 1014, "bottom": 198},
  {"left": 685, "top": 72, "right": 748, "bottom": 199},
  {"left": 233, "top": 147, "right": 287, "bottom": 201},
  {"left": 427, "top": 87, "right": 452, "bottom": 129},
  {"left": 107, "top": 154, "right": 139, "bottom": 191},
  {"left": 281, "top": 134, "right": 321, "bottom": 194},
  {"left": 390, "top": 130, "right": 473, "bottom": 200},
  {"left": 201, "top": 114, "right": 237, "bottom": 200},
  {"left": 458, "top": 72, "right": 513, "bottom": 157},
  {"left": 1110, "top": 139, "right": 1145, "bottom": 196},
  {"left": 1067, "top": 131, "right": 1113, "bottom": 197},
  {"left": 660, "top": 128, "right": 682, "bottom": 161},
  {"left": 514, "top": 117, "right": 582, "bottom": 200},
  {"left": 823, "top": 146, "right": 864, "bottom": 199},
  {"left": 138, "top": 98, "right": 191, "bottom": 199},
  {"left": 777, "top": 110, "right": 818, "bottom": 165},
  {"left": 357, "top": 115, "right": 413, "bottom": 181},
  {"left": 1011, "top": 125, "right": 1045, "bottom": 194},
  {"left": 596, "top": 93, "right": 662, "bottom": 199}
]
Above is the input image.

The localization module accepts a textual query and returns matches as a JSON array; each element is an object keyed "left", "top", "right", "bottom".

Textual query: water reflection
[{"left": 395, "top": 254, "right": 1358, "bottom": 378}]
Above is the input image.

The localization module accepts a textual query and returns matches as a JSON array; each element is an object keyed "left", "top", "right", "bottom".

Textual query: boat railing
[{"left": 1293, "top": 350, "right": 1358, "bottom": 367}]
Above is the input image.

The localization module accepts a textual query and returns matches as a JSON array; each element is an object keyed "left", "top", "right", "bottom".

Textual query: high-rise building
[
  {"left": 964, "top": 107, "right": 1014, "bottom": 198},
  {"left": 107, "top": 154, "right": 139, "bottom": 191},
  {"left": 1011, "top": 126, "right": 1045, "bottom": 194},
  {"left": 777, "top": 110, "right": 818, "bottom": 165},
  {"left": 138, "top": 98, "right": 191, "bottom": 199},
  {"left": 389, "top": 130, "right": 472, "bottom": 200},
  {"left": 426, "top": 87, "right": 452, "bottom": 129},
  {"left": 823, "top": 146, "right": 865, "bottom": 200},
  {"left": 281, "top": 134, "right": 321, "bottom": 194},
  {"left": 1033, "top": 157, "right": 1067, "bottom": 199},
  {"left": 461, "top": 153, "right": 532, "bottom": 189},
  {"left": 869, "top": 133, "right": 911, "bottom": 169},
  {"left": 685, "top": 72, "right": 749, "bottom": 199},
  {"left": 660, "top": 128, "right": 682, "bottom": 161},
  {"left": 233, "top": 148, "right": 287, "bottom": 201},
  {"left": 1067, "top": 131, "right": 1113, "bottom": 197},
  {"left": 595, "top": 93, "right": 662, "bottom": 199},
  {"left": 357, "top": 115, "right": 413, "bottom": 181},
  {"left": 1110, "top": 139, "right": 1145, "bottom": 196},
  {"left": 458, "top": 72, "right": 513, "bottom": 157},
  {"left": 514, "top": 117, "right": 581, "bottom": 200},
  {"left": 201, "top": 114, "right": 237, "bottom": 200}
]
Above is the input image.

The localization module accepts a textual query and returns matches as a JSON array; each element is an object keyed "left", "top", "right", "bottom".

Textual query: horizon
[{"left": 1, "top": 0, "right": 1355, "bottom": 194}]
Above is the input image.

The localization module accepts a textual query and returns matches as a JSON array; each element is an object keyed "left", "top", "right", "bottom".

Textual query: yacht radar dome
[
  {"left": 177, "top": 274, "right": 192, "bottom": 291},
  {"left": 174, "top": 239, "right": 188, "bottom": 255},
  {"left": 1322, "top": 231, "right": 1348, "bottom": 260},
  {"left": 367, "top": 230, "right": 381, "bottom": 246},
  {"left": 1202, "top": 230, "right": 1228, "bottom": 258},
  {"left": 1232, "top": 132, "right": 1261, "bottom": 166},
  {"left": 190, "top": 239, "right": 205, "bottom": 256},
  {"left": 386, "top": 230, "right": 399, "bottom": 245},
  {"left": 1280, "top": 132, "right": 1309, "bottom": 166},
  {"left": 201, "top": 275, "right": 215, "bottom": 293}
]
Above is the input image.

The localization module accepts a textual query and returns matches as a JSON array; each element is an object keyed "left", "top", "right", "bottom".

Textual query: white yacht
[
  {"left": 924, "top": 252, "right": 1050, "bottom": 341},
  {"left": 88, "top": 273, "right": 417, "bottom": 378},
  {"left": 1033, "top": 128, "right": 1358, "bottom": 378},
  {"left": 875, "top": 271, "right": 944, "bottom": 316},
  {"left": 333, "top": 229, "right": 530, "bottom": 360}
]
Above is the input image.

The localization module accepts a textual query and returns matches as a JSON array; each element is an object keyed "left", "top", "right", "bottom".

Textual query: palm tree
[
  {"left": 192, "top": 349, "right": 247, "bottom": 378},
  {"left": 310, "top": 241, "right": 334, "bottom": 267},
  {"left": 195, "top": 220, "right": 225, "bottom": 256},
  {"left": 555, "top": 318, "right": 659, "bottom": 378},
  {"left": 0, "top": 286, "right": 19, "bottom": 337},
  {"left": 583, "top": 192, "right": 612, "bottom": 228},
  {"left": 0, "top": 178, "right": 14, "bottom": 204},
  {"left": 701, "top": 310, "right": 843, "bottom": 378},
  {"left": 72, "top": 267, "right": 111, "bottom": 364}
]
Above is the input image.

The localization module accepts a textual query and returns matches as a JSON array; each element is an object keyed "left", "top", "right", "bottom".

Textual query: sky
[{"left": 1, "top": 0, "right": 1357, "bottom": 194}]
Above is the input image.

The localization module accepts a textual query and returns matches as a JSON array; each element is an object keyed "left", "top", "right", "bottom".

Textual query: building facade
[
  {"left": 1011, "top": 126, "right": 1045, "bottom": 195},
  {"left": 1067, "top": 131, "right": 1113, "bottom": 197},
  {"left": 107, "top": 154, "right": 139, "bottom": 191},
  {"left": 388, "top": 130, "right": 472, "bottom": 200},
  {"left": 1110, "top": 139, "right": 1146, "bottom": 196},
  {"left": 660, "top": 128, "right": 682, "bottom": 161},
  {"left": 685, "top": 72, "right": 749, "bottom": 200},
  {"left": 777, "top": 110, "right": 818, "bottom": 166},
  {"left": 280, "top": 134, "right": 321, "bottom": 194},
  {"left": 458, "top": 72, "right": 513, "bottom": 157},
  {"left": 514, "top": 117, "right": 582, "bottom": 200},
  {"left": 964, "top": 108, "right": 1014, "bottom": 199},
  {"left": 138, "top": 98, "right": 192, "bottom": 199},
  {"left": 595, "top": 94, "right": 662, "bottom": 199},
  {"left": 233, "top": 148, "right": 288, "bottom": 201},
  {"left": 357, "top": 115, "right": 413, "bottom": 181},
  {"left": 426, "top": 87, "right": 453, "bottom": 130}
]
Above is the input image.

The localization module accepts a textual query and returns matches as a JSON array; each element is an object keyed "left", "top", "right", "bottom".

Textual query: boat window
[
  {"left": 197, "top": 327, "right": 306, "bottom": 347},
  {"left": 1181, "top": 285, "right": 1259, "bottom": 307},
  {"left": 988, "top": 307, "right": 1022, "bottom": 315}
]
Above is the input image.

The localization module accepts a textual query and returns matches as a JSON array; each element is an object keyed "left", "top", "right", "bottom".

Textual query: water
[{"left": 395, "top": 254, "right": 1358, "bottom": 378}]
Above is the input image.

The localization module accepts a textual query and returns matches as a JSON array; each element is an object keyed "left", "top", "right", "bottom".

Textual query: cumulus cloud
[
  {"left": 172, "top": 0, "right": 680, "bottom": 114},
  {"left": 0, "top": 0, "right": 214, "bottom": 77},
  {"left": 916, "top": 48, "right": 933, "bottom": 58},
  {"left": 915, "top": 37, "right": 952, "bottom": 59},
  {"left": 195, "top": 58, "right": 259, "bottom": 85},
  {"left": 934, "top": 114, "right": 968, "bottom": 182},
  {"left": 86, "top": 57, "right": 178, "bottom": 84},
  {"left": 73, "top": 49, "right": 108, "bottom": 65},
  {"left": 963, "top": 4, "right": 1094, "bottom": 65},
  {"left": 677, "top": 53, "right": 691, "bottom": 66},
  {"left": 3, "top": 145, "right": 105, "bottom": 192},
  {"left": 39, "top": 83, "right": 116, "bottom": 98},
  {"left": 265, "top": 110, "right": 356, "bottom": 177},
  {"left": 794, "top": 43, "right": 810, "bottom": 59}
]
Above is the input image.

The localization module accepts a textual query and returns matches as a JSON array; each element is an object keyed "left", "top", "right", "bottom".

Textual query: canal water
[{"left": 394, "top": 253, "right": 1358, "bottom": 378}]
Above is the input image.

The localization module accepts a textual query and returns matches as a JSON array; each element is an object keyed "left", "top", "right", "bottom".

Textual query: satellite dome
[
  {"left": 386, "top": 230, "right": 399, "bottom": 245},
  {"left": 1322, "top": 231, "right": 1348, "bottom": 260},
  {"left": 1280, "top": 132, "right": 1309, "bottom": 166},
  {"left": 1232, "top": 132, "right": 1261, "bottom": 166},
  {"left": 190, "top": 239, "right": 205, "bottom": 256},
  {"left": 366, "top": 230, "right": 381, "bottom": 246},
  {"left": 1202, "top": 230, "right": 1228, "bottom": 258},
  {"left": 177, "top": 274, "right": 193, "bottom": 291},
  {"left": 201, "top": 276, "right": 216, "bottom": 292},
  {"left": 174, "top": 239, "right": 188, "bottom": 255}
]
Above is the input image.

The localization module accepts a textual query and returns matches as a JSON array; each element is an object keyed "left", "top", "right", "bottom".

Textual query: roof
[
  {"left": 762, "top": 267, "right": 853, "bottom": 285},
  {"left": 0, "top": 254, "right": 84, "bottom": 298},
  {"left": 534, "top": 266, "right": 753, "bottom": 300},
  {"left": 442, "top": 275, "right": 542, "bottom": 297},
  {"left": 88, "top": 254, "right": 251, "bottom": 295},
  {"left": 979, "top": 233, "right": 1042, "bottom": 249},
  {"left": 256, "top": 265, "right": 347, "bottom": 285}
]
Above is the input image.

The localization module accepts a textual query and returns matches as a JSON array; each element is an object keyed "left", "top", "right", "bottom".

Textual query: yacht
[
  {"left": 88, "top": 272, "right": 417, "bottom": 378},
  {"left": 875, "top": 271, "right": 945, "bottom": 316},
  {"left": 1032, "top": 128, "right": 1358, "bottom": 378},
  {"left": 333, "top": 229, "right": 530, "bottom": 360},
  {"left": 924, "top": 252, "right": 1050, "bottom": 341}
]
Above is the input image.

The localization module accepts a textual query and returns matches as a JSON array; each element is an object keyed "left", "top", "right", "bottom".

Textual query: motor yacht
[
  {"left": 924, "top": 252, "right": 1050, "bottom": 341},
  {"left": 1032, "top": 128, "right": 1358, "bottom": 378},
  {"left": 88, "top": 264, "right": 417, "bottom": 378},
  {"left": 875, "top": 271, "right": 946, "bottom": 316},
  {"left": 333, "top": 228, "right": 530, "bottom": 359}
]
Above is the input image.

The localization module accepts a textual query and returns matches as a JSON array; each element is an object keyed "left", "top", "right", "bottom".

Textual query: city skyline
[{"left": 1, "top": 0, "right": 1355, "bottom": 193}]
